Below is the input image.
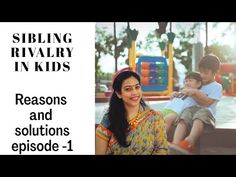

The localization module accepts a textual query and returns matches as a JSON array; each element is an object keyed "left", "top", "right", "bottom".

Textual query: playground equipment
[
  {"left": 127, "top": 25, "right": 176, "bottom": 96},
  {"left": 137, "top": 56, "right": 169, "bottom": 95},
  {"left": 127, "top": 28, "right": 138, "bottom": 71},
  {"left": 216, "top": 63, "right": 236, "bottom": 96}
]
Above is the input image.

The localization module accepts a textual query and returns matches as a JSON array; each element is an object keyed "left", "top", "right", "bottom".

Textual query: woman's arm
[{"left": 95, "top": 135, "right": 108, "bottom": 155}]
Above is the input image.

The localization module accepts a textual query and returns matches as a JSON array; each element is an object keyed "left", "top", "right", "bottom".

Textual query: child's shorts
[
  {"left": 161, "top": 108, "right": 178, "bottom": 118},
  {"left": 177, "top": 105, "right": 215, "bottom": 131}
]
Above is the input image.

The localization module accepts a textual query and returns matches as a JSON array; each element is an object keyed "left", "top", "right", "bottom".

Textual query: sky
[{"left": 96, "top": 22, "right": 236, "bottom": 86}]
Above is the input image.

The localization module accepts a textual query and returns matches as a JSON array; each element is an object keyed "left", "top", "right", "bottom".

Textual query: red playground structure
[{"left": 215, "top": 63, "right": 236, "bottom": 96}]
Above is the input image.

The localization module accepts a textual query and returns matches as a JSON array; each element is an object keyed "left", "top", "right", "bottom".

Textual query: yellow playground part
[{"left": 127, "top": 27, "right": 175, "bottom": 96}]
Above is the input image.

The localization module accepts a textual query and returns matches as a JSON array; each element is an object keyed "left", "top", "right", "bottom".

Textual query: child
[
  {"left": 170, "top": 54, "right": 223, "bottom": 153},
  {"left": 162, "top": 72, "right": 202, "bottom": 133}
]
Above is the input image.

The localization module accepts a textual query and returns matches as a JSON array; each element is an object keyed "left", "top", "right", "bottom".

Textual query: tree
[
  {"left": 208, "top": 43, "right": 233, "bottom": 63},
  {"left": 212, "top": 22, "right": 236, "bottom": 38},
  {"left": 112, "top": 26, "right": 128, "bottom": 72},
  {"left": 96, "top": 25, "right": 128, "bottom": 83},
  {"left": 141, "top": 23, "right": 200, "bottom": 72},
  {"left": 171, "top": 23, "right": 235, "bottom": 70},
  {"left": 173, "top": 23, "right": 201, "bottom": 72},
  {"left": 211, "top": 22, "right": 236, "bottom": 62},
  {"left": 95, "top": 26, "right": 113, "bottom": 83},
  {"left": 143, "top": 32, "right": 159, "bottom": 52}
]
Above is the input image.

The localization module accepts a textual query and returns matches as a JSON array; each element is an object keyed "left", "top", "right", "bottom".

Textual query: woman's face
[{"left": 116, "top": 76, "right": 142, "bottom": 108}]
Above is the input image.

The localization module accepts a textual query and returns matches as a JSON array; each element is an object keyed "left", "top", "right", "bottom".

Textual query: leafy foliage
[{"left": 95, "top": 25, "right": 128, "bottom": 83}]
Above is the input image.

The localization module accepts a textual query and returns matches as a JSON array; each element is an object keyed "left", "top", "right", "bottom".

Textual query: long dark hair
[{"left": 107, "top": 70, "right": 146, "bottom": 147}]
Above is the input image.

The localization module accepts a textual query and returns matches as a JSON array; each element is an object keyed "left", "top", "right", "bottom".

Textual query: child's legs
[
  {"left": 162, "top": 109, "right": 178, "bottom": 133},
  {"left": 185, "top": 119, "right": 204, "bottom": 146},
  {"left": 185, "top": 108, "right": 215, "bottom": 146},
  {"left": 172, "top": 120, "right": 188, "bottom": 144},
  {"left": 164, "top": 113, "right": 177, "bottom": 133},
  {"left": 172, "top": 106, "right": 200, "bottom": 144}
]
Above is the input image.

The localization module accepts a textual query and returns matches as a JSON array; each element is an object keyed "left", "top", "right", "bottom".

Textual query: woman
[{"left": 96, "top": 67, "right": 168, "bottom": 155}]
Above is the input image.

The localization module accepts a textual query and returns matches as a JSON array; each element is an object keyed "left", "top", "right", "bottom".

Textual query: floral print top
[{"left": 96, "top": 105, "right": 168, "bottom": 155}]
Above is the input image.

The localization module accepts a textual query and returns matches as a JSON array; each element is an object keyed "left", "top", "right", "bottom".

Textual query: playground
[{"left": 95, "top": 22, "right": 236, "bottom": 154}]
